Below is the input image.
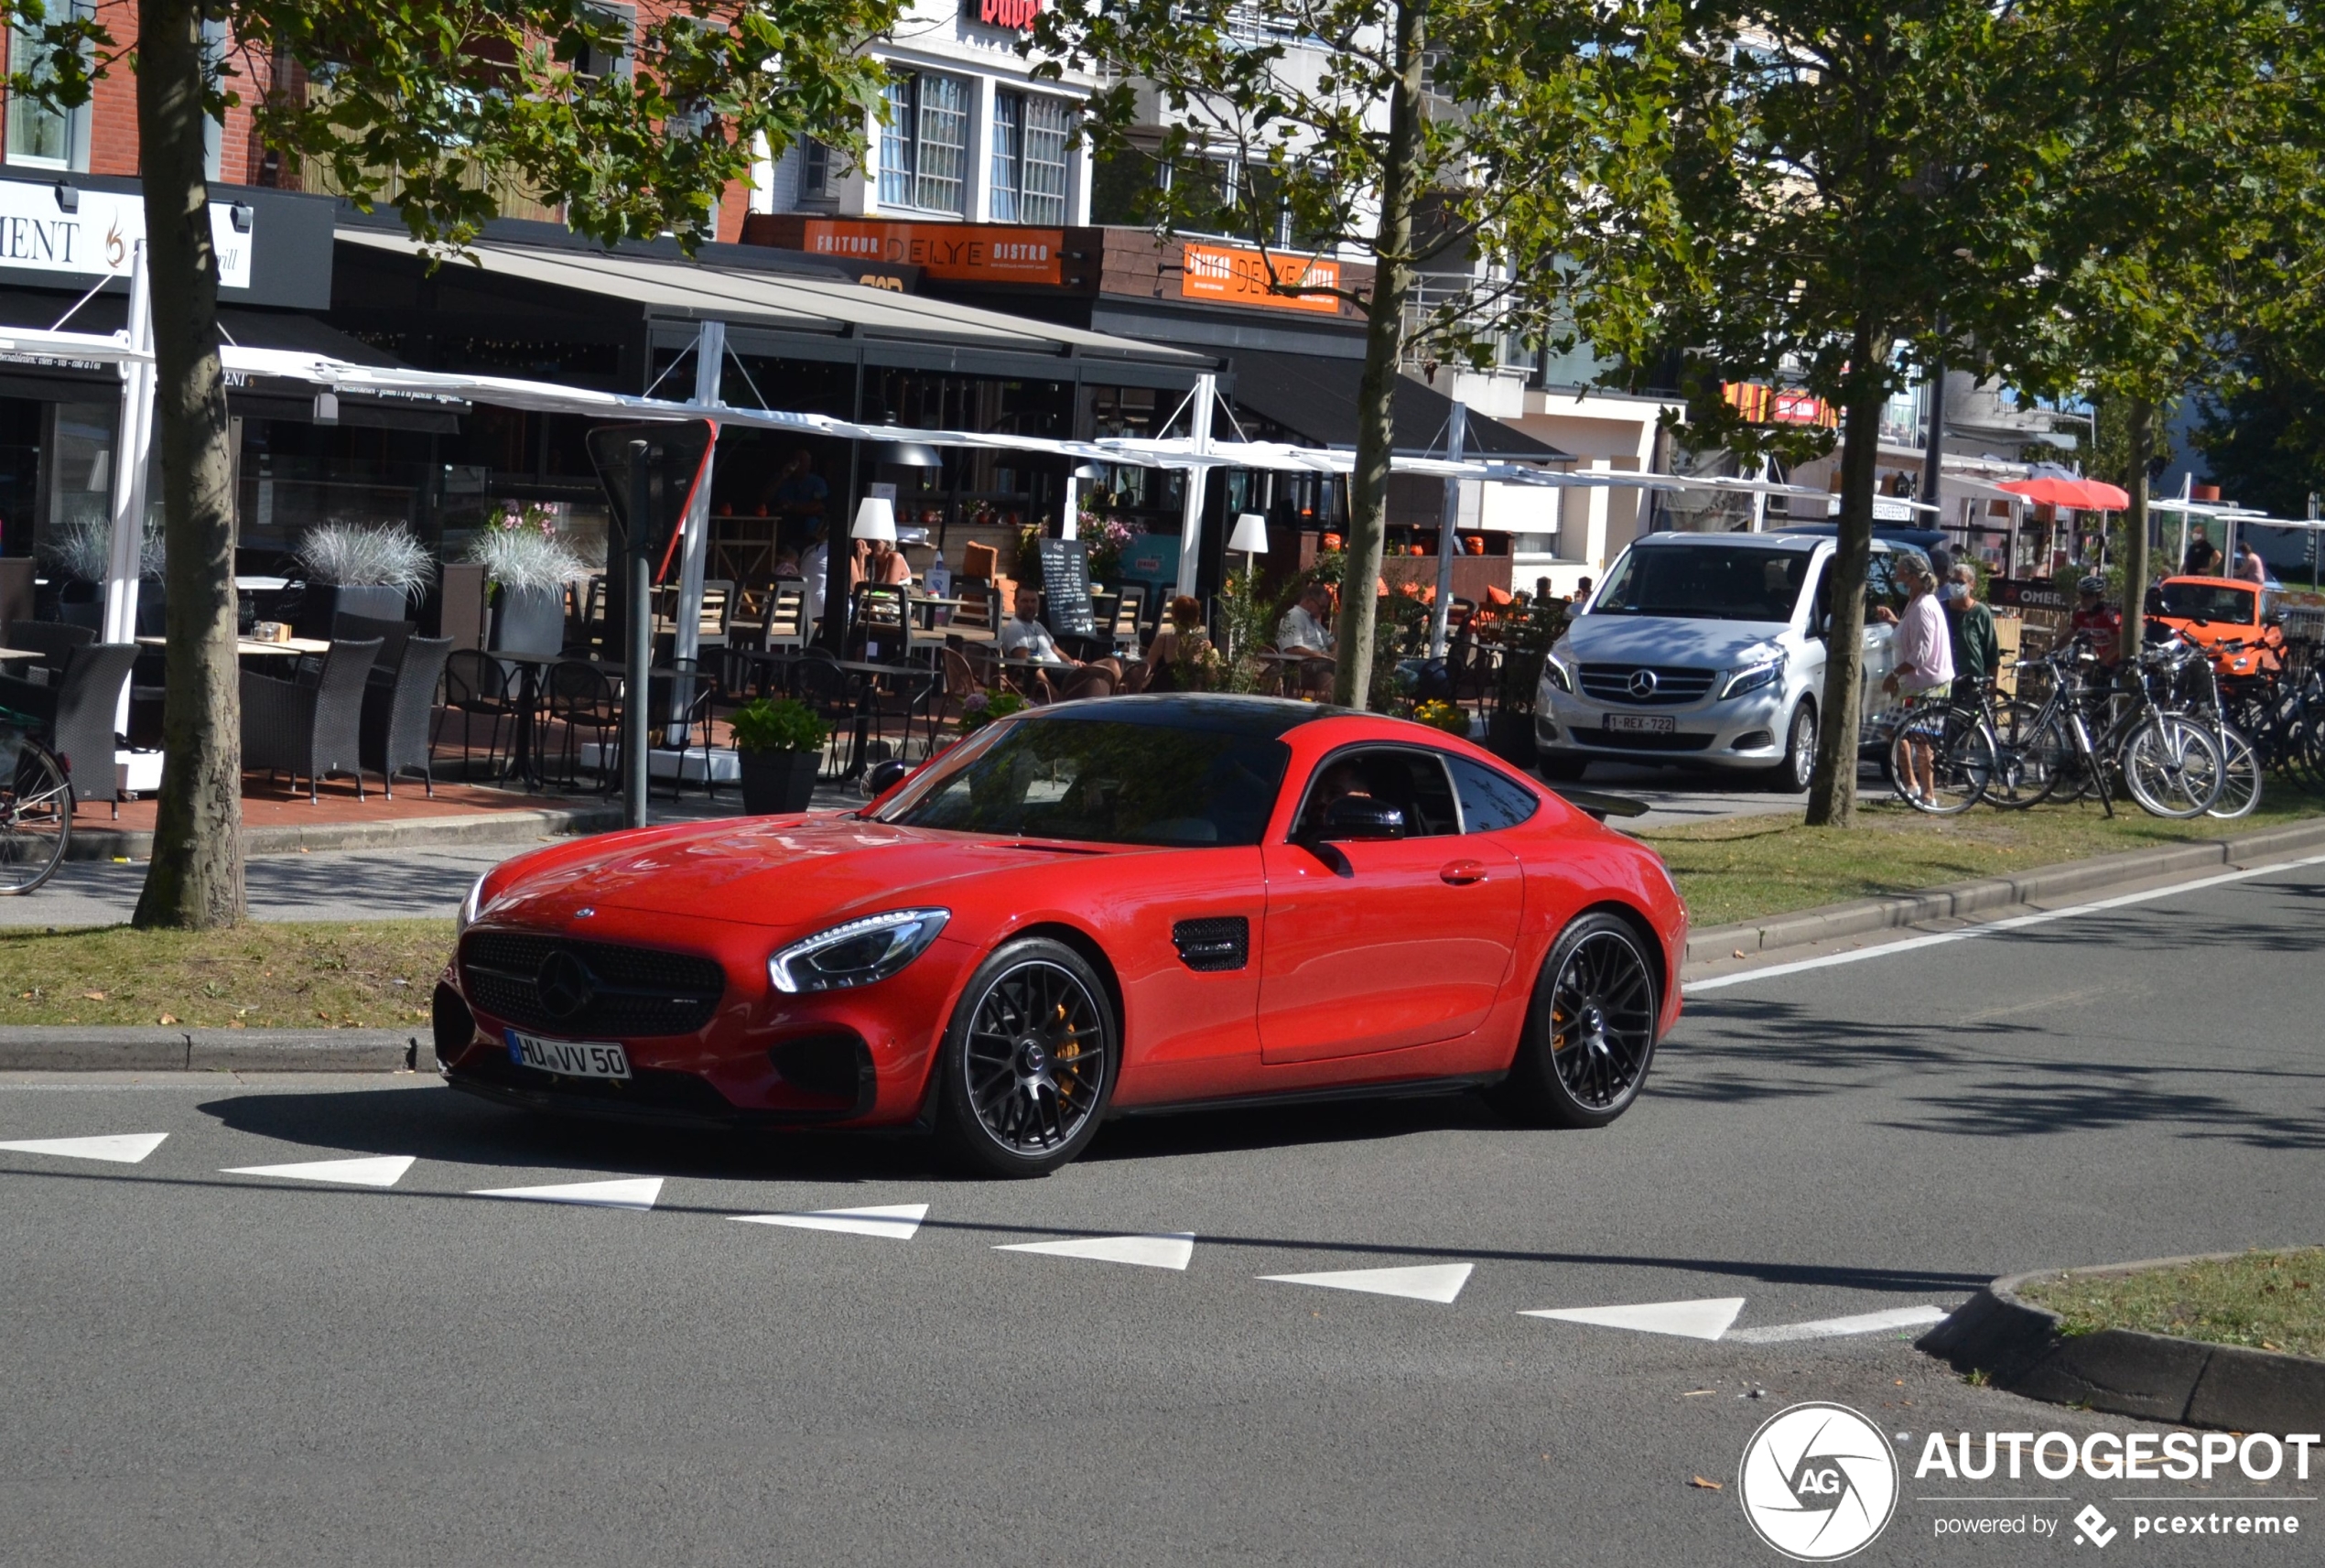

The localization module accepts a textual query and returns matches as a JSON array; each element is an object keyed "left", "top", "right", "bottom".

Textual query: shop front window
[{"left": 879, "top": 71, "right": 968, "bottom": 216}]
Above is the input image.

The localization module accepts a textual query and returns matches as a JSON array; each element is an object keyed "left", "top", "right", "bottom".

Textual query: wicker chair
[
  {"left": 361, "top": 635, "right": 451, "bottom": 798},
  {"left": 0, "top": 641, "right": 136, "bottom": 816},
  {"left": 243, "top": 637, "right": 383, "bottom": 802},
  {"left": 333, "top": 611, "right": 414, "bottom": 686},
  {"left": 1054, "top": 665, "right": 1116, "bottom": 703},
  {"left": 2, "top": 621, "right": 96, "bottom": 685}
]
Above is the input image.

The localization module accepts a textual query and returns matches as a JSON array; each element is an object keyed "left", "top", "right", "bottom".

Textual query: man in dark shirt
[
  {"left": 1943, "top": 564, "right": 2000, "bottom": 690},
  {"left": 2182, "top": 524, "right": 2219, "bottom": 577}
]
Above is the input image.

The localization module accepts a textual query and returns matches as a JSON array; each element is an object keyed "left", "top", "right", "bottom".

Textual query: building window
[
  {"left": 801, "top": 137, "right": 831, "bottom": 199},
  {"left": 879, "top": 71, "right": 968, "bottom": 216},
  {"left": 5, "top": 6, "right": 90, "bottom": 171},
  {"left": 992, "top": 92, "right": 1071, "bottom": 225}
]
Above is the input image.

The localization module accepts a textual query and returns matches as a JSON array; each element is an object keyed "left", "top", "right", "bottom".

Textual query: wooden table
[
  {"left": 136, "top": 635, "right": 330, "bottom": 658},
  {"left": 0, "top": 647, "right": 43, "bottom": 664}
]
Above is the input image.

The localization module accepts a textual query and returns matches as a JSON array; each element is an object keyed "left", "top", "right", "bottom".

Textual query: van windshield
[{"left": 1592, "top": 546, "right": 1814, "bottom": 622}]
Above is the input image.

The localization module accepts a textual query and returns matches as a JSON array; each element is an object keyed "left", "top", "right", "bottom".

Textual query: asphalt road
[{"left": 2, "top": 862, "right": 2320, "bottom": 1565}]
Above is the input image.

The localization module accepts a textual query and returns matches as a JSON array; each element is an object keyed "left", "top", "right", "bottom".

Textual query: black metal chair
[
  {"left": 437, "top": 647, "right": 518, "bottom": 781},
  {"left": 361, "top": 634, "right": 451, "bottom": 798},
  {"left": 0, "top": 640, "right": 137, "bottom": 816},
  {"left": 644, "top": 657, "right": 719, "bottom": 801},
  {"left": 544, "top": 658, "right": 622, "bottom": 794},
  {"left": 243, "top": 637, "right": 382, "bottom": 802}
]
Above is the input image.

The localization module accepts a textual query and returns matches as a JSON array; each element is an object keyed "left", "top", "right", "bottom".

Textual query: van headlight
[
  {"left": 1541, "top": 652, "right": 1574, "bottom": 694},
  {"left": 456, "top": 873, "right": 488, "bottom": 933},
  {"left": 769, "top": 909, "right": 951, "bottom": 994},
  {"left": 1721, "top": 658, "right": 1785, "bottom": 699}
]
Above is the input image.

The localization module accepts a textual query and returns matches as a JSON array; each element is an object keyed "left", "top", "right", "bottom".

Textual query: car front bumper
[{"left": 1536, "top": 684, "right": 1792, "bottom": 770}]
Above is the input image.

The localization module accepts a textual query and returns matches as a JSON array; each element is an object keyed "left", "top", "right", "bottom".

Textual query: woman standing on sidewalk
[{"left": 1884, "top": 554, "right": 1956, "bottom": 804}]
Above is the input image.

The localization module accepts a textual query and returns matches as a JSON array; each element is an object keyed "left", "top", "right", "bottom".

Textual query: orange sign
[
  {"left": 797, "top": 219, "right": 1062, "bottom": 284},
  {"left": 1723, "top": 381, "right": 1839, "bottom": 428},
  {"left": 975, "top": 0, "right": 1044, "bottom": 28},
  {"left": 1180, "top": 242, "right": 1343, "bottom": 313}
]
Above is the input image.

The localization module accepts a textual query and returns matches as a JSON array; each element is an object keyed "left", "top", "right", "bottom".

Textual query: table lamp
[
  {"left": 1229, "top": 512, "right": 1269, "bottom": 579},
  {"left": 852, "top": 495, "right": 898, "bottom": 544}
]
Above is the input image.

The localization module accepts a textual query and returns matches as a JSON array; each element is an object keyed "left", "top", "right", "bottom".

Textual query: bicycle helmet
[{"left": 2077, "top": 574, "right": 2106, "bottom": 595}]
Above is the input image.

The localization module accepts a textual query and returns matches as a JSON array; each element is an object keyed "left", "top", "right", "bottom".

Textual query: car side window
[
  {"left": 1446, "top": 754, "right": 1541, "bottom": 833},
  {"left": 1865, "top": 553, "right": 1905, "bottom": 620},
  {"left": 1296, "top": 747, "right": 1461, "bottom": 838}
]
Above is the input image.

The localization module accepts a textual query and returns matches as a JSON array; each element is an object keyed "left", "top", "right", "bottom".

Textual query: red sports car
[{"left": 435, "top": 695, "right": 1688, "bottom": 1175}]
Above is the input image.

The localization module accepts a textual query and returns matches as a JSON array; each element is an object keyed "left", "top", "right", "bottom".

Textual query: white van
[{"left": 1534, "top": 531, "right": 1915, "bottom": 788}]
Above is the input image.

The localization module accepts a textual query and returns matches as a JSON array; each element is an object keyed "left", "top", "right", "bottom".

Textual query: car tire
[
  {"left": 1764, "top": 702, "right": 1815, "bottom": 792},
  {"left": 1488, "top": 913, "right": 1659, "bottom": 1130},
  {"left": 1538, "top": 755, "right": 1588, "bottom": 783},
  {"left": 935, "top": 937, "right": 1118, "bottom": 1178}
]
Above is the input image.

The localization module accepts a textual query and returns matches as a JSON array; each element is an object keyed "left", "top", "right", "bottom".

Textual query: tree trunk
[
  {"left": 1330, "top": 0, "right": 1426, "bottom": 710},
  {"left": 2118, "top": 395, "right": 2157, "bottom": 665},
  {"left": 1802, "top": 331, "right": 1888, "bottom": 828},
  {"left": 131, "top": 0, "right": 245, "bottom": 929}
]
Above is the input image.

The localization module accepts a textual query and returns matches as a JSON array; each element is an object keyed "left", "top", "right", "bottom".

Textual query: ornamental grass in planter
[
  {"left": 292, "top": 523, "right": 433, "bottom": 634},
  {"left": 730, "top": 697, "right": 829, "bottom": 814}
]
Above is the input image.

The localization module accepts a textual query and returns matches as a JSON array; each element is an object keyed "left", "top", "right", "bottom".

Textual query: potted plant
[
  {"left": 1411, "top": 698, "right": 1470, "bottom": 737},
  {"left": 730, "top": 697, "right": 828, "bottom": 814},
  {"left": 291, "top": 523, "right": 433, "bottom": 637},
  {"left": 39, "top": 516, "right": 167, "bottom": 631},
  {"left": 464, "top": 506, "right": 588, "bottom": 655},
  {"left": 957, "top": 688, "right": 1029, "bottom": 733}
]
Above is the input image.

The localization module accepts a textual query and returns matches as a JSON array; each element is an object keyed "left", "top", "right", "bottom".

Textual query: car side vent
[{"left": 1172, "top": 916, "right": 1249, "bottom": 972}]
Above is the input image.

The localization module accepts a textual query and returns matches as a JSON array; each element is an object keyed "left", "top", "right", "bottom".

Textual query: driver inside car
[{"left": 1301, "top": 761, "right": 1370, "bottom": 835}]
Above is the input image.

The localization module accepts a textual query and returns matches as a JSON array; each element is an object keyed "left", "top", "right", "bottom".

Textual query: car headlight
[
  {"left": 1541, "top": 653, "right": 1573, "bottom": 695},
  {"left": 1721, "top": 658, "right": 1785, "bottom": 699},
  {"left": 769, "top": 908, "right": 951, "bottom": 994},
  {"left": 456, "top": 873, "right": 489, "bottom": 933}
]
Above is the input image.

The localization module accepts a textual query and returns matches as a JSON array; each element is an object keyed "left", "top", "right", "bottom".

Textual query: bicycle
[
  {"left": 1986, "top": 635, "right": 2223, "bottom": 817},
  {"left": 1885, "top": 684, "right": 1999, "bottom": 816},
  {"left": 0, "top": 703, "right": 73, "bottom": 893}
]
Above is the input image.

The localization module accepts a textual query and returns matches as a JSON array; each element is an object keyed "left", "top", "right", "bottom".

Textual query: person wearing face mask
[{"left": 1941, "top": 563, "right": 1999, "bottom": 695}]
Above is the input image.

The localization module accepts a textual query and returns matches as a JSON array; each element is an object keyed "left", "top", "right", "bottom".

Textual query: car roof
[
  {"left": 1628, "top": 530, "right": 1860, "bottom": 552},
  {"left": 1029, "top": 692, "right": 1352, "bottom": 740}
]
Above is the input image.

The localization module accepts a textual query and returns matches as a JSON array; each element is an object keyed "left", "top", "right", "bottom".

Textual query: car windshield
[
  {"left": 2159, "top": 580, "right": 2257, "bottom": 622},
  {"left": 873, "top": 717, "right": 1290, "bottom": 847},
  {"left": 1591, "top": 546, "right": 1813, "bottom": 622}
]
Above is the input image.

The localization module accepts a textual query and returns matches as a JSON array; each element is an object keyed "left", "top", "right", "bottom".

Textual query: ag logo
[{"left": 1738, "top": 1401, "right": 1898, "bottom": 1561}]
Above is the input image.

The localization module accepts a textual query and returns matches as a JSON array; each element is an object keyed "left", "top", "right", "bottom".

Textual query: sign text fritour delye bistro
[
  {"left": 799, "top": 219, "right": 1062, "bottom": 285},
  {"left": 1179, "top": 241, "right": 1343, "bottom": 314},
  {"left": 0, "top": 181, "right": 253, "bottom": 289}
]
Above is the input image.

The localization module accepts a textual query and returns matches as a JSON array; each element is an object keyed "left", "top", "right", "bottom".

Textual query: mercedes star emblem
[
  {"left": 1627, "top": 668, "right": 1660, "bottom": 699},
  {"left": 535, "top": 949, "right": 596, "bottom": 1022}
]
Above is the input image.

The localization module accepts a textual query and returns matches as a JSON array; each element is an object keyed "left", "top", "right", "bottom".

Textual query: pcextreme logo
[{"left": 1739, "top": 1401, "right": 1899, "bottom": 1561}]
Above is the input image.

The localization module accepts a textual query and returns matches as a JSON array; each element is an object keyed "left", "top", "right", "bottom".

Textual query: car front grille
[
  {"left": 460, "top": 930, "right": 727, "bottom": 1038},
  {"left": 1578, "top": 665, "right": 1718, "bottom": 706},
  {"left": 1582, "top": 729, "right": 1715, "bottom": 752}
]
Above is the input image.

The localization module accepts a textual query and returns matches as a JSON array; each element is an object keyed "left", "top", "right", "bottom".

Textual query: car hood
[
  {"left": 480, "top": 815, "right": 1114, "bottom": 932},
  {"left": 1561, "top": 614, "right": 1793, "bottom": 670}
]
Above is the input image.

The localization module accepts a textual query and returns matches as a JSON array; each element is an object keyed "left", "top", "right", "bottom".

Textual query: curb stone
[
  {"left": 62, "top": 804, "right": 626, "bottom": 863},
  {"left": 1917, "top": 1256, "right": 2325, "bottom": 1433},
  {"left": 1684, "top": 815, "right": 2325, "bottom": 968},
  {"left": 0, "top": 1025, "right": 432, "bottom": 1073}
]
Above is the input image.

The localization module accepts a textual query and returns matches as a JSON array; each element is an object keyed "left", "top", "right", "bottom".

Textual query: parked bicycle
[
  {"left": 0, "top": 702, "right": 73, "bottom": 893},
  {"left": 1974, "top": 634, "right": 2222, "bottom": 818}
]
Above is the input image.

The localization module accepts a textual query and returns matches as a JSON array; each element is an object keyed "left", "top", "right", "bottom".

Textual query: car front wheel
[
  {"left": 1766, "top": 701, "right": 1815, "bottom": 792},
  {"left": 935, "top": 937, "right": 1116, "bottom": 1177},
  {"left": 1489, "top": 913, "right": 1659, "bottom": 1129}
]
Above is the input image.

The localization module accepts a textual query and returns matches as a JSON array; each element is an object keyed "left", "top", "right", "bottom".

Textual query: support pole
[
  {"left": 625, "top": 443, "right": 654, "bottom": 830},
  {"left": 103, "top": 242, "right": 155, "bottom": 730},
  {"left": 1173, "top": 373, "right": 1217, "bottom": 600},
  {"left": 1919, "top": 352, "right": 1946, "bottom": 539},
  {"left": 668, "top": 322, "right": 724, "bottom": 745},
  {"left": 1429, "top": 400, "right": 1466, "bottom": 659}
]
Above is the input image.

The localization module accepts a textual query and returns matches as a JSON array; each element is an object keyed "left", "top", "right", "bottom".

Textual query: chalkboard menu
[{"left": 1037, "top": 537, "right": 1098, "bottom": 638}]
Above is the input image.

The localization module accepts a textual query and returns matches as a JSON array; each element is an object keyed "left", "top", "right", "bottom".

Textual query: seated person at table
[
  {"left": 772, "top": 546, "right": 801, "bottom": 578},
  {"left": 1277, "top": 584, "right": 1336, "bottom": 657},
  {"left": 1000, "top": 586, "right": 1076, "bottom": 665},
  {"left": 852, "top": 536, "right": 912, "bottom": 589},
  {"left": 1141, "top": 596, "right": 1214, "bottom": 692}
]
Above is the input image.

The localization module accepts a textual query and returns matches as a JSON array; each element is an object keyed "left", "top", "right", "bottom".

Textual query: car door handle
[{"left": 1439, "top": 860, "right": 1487, "bottom": 886}]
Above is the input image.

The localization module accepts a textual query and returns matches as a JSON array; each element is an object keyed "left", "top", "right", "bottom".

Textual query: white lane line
[
  {"left": 1520, "top": 1296, "right": 1746, "bottom": 1341},
  {"left": 0, "top": 1132, "right": 169, "bottom": 1163},
  {"left": 1725, "top": 1304, "right": 1951, "bottom": 1345},
  {"left": 1687, "top": 850, "right": 2325, "bottom": 993},
  {"left": 995, "top": 1232, "right": 1195, "bottom": 1271},
  {"left": 222, "top": 1155, "right": 417, "bottom": 1188},
  {"left": 1259, "top": 1262, "right": 1474, "bottom": 1303},
  {"left": 468, "top": 1176, "right": 664, "bottom": 1211},
  {"left": 732, "top": 1203, "right": 928, "bottom": 1240}
]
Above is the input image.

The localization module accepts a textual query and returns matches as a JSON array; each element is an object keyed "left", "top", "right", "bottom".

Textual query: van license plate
[
  {"left": 506, "top": 1030, "right": 631, "bottom": 1080},
  {"left": 1605, "top": 715, "right": 1676, "bottom": 736}
]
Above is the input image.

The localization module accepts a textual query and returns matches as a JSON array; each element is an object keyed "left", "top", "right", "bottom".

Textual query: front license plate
[
  {"left": 506, "top": 1030, "right": 631, "bottom": 1080},
  {"left": 1605, "top": 714, "right": 1676, "bottom": 735}
]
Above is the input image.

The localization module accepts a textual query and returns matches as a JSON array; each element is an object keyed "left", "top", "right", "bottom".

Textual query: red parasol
[{"left": 1996, "top": 476, "right": 2131, "bottom": 511}]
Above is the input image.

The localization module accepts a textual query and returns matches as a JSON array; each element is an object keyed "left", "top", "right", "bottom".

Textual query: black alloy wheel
[
  {"left": 937, "top": 937, "right": 1115, "bottom": 1176},
  {"left": 1489, "top": 913, "right": 1659, "bottom": 1129}
]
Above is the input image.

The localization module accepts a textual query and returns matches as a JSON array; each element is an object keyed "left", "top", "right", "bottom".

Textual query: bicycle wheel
[
  {"left": 2120, "top": 715, "right": 2224, "bottom": 818},
  {"left": 0, "top": 735, "right": 72, "bottom": 894},
  {"left": 1985, "top": 699, "right": 2070, "bottom": 809},
  {"left": 2206, "top": 723, "right": 2262, "bottom": 820},
  {"left": 1889, "top": 705, "right": 1993, "bottom": 816}
]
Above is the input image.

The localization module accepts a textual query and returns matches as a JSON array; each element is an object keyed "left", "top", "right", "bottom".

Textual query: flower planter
[
  {"left": 491, "top": 583, "right": 568, "bottom": 656},
  {"left": 738, "top": 747, "right": 820, "bottom": 815},
  {"left": 1487, "top": 708, "right": 1539, "bottom": 768},
  {"left": 294, "top": 582, "right": 408, "bottom": 640}
]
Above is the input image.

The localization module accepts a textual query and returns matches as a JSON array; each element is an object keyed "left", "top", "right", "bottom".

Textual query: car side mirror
[
  {"left": 1314, "top": 795, "right": 1405, "bottom": 842},
  {"left": 866, "top": 758, "right": 912, "bottom": 796}
]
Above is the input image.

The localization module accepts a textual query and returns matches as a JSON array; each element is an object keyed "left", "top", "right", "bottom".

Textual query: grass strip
[
  {"left": 2020, "top": 1248, "right": 2325, "bottom": 1360},
  {"left": 1643, "top": 782, "right": 2325, "bottom": 929},
  {"left": 0, "top": 920, "right": 454, "bottom": 1030}
]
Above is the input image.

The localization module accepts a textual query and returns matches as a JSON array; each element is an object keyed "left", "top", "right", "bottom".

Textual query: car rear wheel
[
  {"left": 1489, "top": 913, "right": 1658, "bottom": 1130},
  {"left": 936, "top": 937, "right": 1116, "bottom": 1177}
]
